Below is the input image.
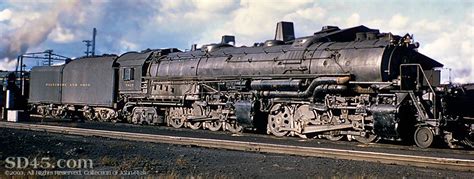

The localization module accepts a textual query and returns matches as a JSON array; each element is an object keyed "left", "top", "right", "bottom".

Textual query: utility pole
[
  {"left": 82, "top": 40, "right": 92, "bottom": 57},
  {"left": 44, "top": 49, "right": 53, "bottom": 66},
  {"left": 92, "top": 28, "right": 96, "bottom": 56},
  {"left": 15, "top": 50, "right": 70, "bottom": 95},
  {"left": 82, "top": 28, "right": 97, "bottom": 57}
]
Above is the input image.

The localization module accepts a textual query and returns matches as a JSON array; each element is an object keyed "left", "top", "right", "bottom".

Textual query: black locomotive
[{"left": 28, "top": 22, "right": 473, "bottom": 148}]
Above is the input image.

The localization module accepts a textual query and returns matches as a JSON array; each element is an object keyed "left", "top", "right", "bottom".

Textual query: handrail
[{"left": 399, "top": 64, "right": 437, "bottom": 119}]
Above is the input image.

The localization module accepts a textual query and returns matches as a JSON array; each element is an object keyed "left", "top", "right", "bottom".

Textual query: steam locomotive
[{"left": 27, "top": 22, "right": 473, "bottom": 148}]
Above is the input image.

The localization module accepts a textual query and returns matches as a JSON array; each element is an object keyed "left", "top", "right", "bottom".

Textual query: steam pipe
[
  {"left": 313, "top": 84, "right": 348, "bottom": 98},
  {"left": 257, "top": 76, "right": 350, "bottom": 98}
]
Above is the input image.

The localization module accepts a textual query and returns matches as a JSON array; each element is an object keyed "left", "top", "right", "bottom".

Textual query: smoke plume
[{"left": 0, "top": 1, "right": 78, "bottom": 70}]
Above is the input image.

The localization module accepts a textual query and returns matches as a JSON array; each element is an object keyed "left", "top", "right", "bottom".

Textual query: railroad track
[{"left": 0, "top": 121, "right": 473, "bottom": 172}]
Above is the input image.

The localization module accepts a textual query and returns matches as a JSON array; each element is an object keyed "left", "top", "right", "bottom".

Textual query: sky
[{"left": 0, "top": 0, "right": 472, "bottom": 83}]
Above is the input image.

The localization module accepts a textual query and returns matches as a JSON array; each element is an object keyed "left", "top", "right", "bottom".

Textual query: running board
[{"left": 302, "top": 124, "right": 353, "bottom": 134}]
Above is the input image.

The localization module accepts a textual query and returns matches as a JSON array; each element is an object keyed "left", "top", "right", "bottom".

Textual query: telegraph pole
[
  {"left": 82, "top": 40, "right": 92, "bottom": 57},
  {"left": 92, "top": 28, "right": 96, "bottom": 56},
  {"left": 82, "top": 28, "right": 97, "bottom": 57}
]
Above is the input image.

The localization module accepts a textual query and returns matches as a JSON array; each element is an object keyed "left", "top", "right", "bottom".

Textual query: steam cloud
[{"left": 0, "top": 1, "right": 78, "bottom": 68}]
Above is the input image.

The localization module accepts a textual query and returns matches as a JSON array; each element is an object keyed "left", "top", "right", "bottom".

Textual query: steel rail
[{"left": 0, "top": 121, "right": 472, "bottom": 172}]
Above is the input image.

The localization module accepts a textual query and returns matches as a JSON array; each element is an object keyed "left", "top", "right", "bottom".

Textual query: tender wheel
[
  {"left": 225, "top": 120, "right": 243, "bottom": 133},
  {"left": 57, "top": 112, "right": 68, "bottom": 119},
  {"left": 52, "top": 106, "right": 68, "bottom": 119},
  {"left": 267, "top": 104, "right": 292, "bottom": 137},
  {"left": 206, "top": 121, "right": 222, "bottom": 131},
  {"left": 354, "top": 133, "right": 378, "bottom": 144},
  {"left": 37, "top": 107, "right": 48, "bottom": 117},
  {"left": 414, "top": 127, "right": 434, "bottom": 148},
  {"left": 82, "top": 106, "right": 95, "bottom": 120},
  {"left": 51, "top": 109, "right": 60, "bottom": 118},
  {"left": 99, "top": 110, "right": 111, "bottom": 122},
  {"left": 83, "top": 110, "right": 95, "bottom": 121}
]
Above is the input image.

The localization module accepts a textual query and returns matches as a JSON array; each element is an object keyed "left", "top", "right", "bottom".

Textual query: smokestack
[
  {"left": 275, "top": 21, "right": 295, "bottom": 42},
  {"left": 92, "top": 28, "right": 96, "bottom": 56}
]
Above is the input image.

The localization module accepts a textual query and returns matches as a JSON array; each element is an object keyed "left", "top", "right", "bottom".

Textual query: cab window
[{"left": 123, "top": 68, "right": 134, "bottom": 81}]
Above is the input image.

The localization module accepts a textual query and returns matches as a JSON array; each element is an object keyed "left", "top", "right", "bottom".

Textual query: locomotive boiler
[{"left": 28, "top": 22, "right": 473, "bottom": 148}]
